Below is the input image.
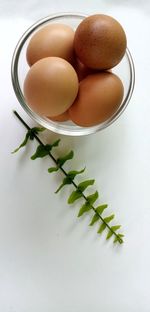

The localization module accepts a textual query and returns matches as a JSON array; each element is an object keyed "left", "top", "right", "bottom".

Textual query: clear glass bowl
[{"left": 11, "top": 13, "right": 135, "bottom": 136}]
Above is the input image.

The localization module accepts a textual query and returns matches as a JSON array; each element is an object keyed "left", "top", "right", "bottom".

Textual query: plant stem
[{"left": 13, "top": 110, "right": 123, "bottom": 244}]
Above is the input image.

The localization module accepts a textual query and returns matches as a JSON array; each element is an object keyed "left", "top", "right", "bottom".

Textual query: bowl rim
[{"left": 11, "top": 12, "right": 135, "bottom": 136}]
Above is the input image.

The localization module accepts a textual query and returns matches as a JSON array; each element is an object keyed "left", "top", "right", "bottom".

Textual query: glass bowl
[{"left": 11, "top": 13, "right": 135, "bottom": 136}]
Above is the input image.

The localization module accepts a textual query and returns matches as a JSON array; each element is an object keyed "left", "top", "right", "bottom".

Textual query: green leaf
[
  {"left": 87, "top": 191, "right": 99, "bottom": 205},
  {"left": 77, "top": 191, "right": 98, "bottom": 217},
  {"left": 68, "top": 190, "right": 82, "bottom": 204},
  {"left": 67, "top": 167, "right": 86, "bottom": 180},
  {"left": 55, "top": 176, "right": 73, "bottom": 193},
  {"left": 78, "top": 202, "right": 92, "bottom": 217},
  {"left": 12, "top": 132, "right": 30, "bottom": 153},
  {"left": 77, "top": 179, "right": 95, "bottom": 192},
  {"left": 96, "top": 204, "right": 108, "bottom": 215},
  {"left": 106, "top": 231, "right": 113, "bottom": 240},
  {"left": 48, "top": 167, "right": 59, "bottom": 173},
  {"left": 114, "top": 233, "right": 124, "bottom": 244},
  {"left": 31, "top": 140, "right": 60, "bottom": 160},
  {"left": 97, "top": 223, "right": 106, "bottom": 234},
  {"left": 104, "top": 214, "right": 115, "bottom": 223},
  {"left": 57, "top": 150, "right": 74, "bottom": 167},
  {"left": 111, "top": 225, "right": 121, "bottom": 232},
  {"left": 51, "top": 139, "right": 61, "bottom": 147},
  {"left": 54, "top": 168, "right": 86, "bottom": 193},
  {"left": 89, "top": 214, "right": 99, "bottom": 226},
  {"left": 107, "top": 225, "right": 121, "bottom": 240},
  {"left": 31, "top": 127, "right": 45, "bottom": 135},
  {"left": 12, "top": 127, "right": 46, "bottom": 153},
  {"left": 89, "top": 204, "right": 108, "bottom": 226},
  {"left": 31, "top": 144, "right": 50, "bottom": 159}
]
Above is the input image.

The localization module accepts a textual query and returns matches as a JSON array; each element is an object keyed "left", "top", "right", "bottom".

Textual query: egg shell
[
  {"left": 69, "top": 72, "right": 124, "bottom": 127},
  {"left": 74, "top": 14, "right": 127, "bottom": 70},
  {"left": 27, "top": 23, "right": 75, "bottom": 66},
  {"left": 48, "top": 110, "right": 69, "bottom": 122},
  {"left": 24, "top": 57, "right": 79, "bottom": 116}
]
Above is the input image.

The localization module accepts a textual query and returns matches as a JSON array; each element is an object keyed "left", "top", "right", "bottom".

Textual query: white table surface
[{"left": 0, "top": 1, "right": 150, "bottom": 311}]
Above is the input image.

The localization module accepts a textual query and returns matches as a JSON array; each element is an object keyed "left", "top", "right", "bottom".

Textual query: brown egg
[
  {"left": 27, "top": 23, "right": 75, "bottom": 66},
  {"left": 74, "top": 14, "right": 127, "bottom": 70},
  {"left": 73, "top": 58, "right": 96, "bottom": 81},
  {"left": 48, "top": 110, "right": 69, "bottom": 122},
  {"left": 69, "top": 72, "right": 124, "bottom": 127},
  {"left": 24, "top": 57, "right": 79, "bottom": 116}
]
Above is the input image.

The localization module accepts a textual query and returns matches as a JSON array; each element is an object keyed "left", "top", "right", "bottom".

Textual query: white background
[{"left": 0, "top": 0, "right": 150, "bottom": 311}]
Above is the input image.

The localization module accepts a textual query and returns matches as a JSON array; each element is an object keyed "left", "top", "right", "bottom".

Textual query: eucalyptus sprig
[{"left": 12, "top": 110, "right": 124, "bottom": 244}]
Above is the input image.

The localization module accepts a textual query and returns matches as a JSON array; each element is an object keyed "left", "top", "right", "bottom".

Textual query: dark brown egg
[{"left": 74, "top": 14, "right": 127, "bottom": 70}]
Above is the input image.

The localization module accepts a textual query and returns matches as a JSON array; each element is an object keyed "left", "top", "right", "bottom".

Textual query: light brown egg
[
  {"left": 27, "top": 23, "right": 75, "bottom": 66},
  {"left": 24, "top": 57, "right": 79, "bottom": 116},
  {"left": 74, "top": 14, "right": 127, "bottom": 70},
  {"left": 69, "top": 72, "right": 124, "bottom": 127},
  {"left": 48, "top": 110, "right": 69, "bottom": 122}
]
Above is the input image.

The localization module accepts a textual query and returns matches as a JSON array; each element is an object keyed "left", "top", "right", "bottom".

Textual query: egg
[
  {"left": 24, "top": 57, "right": 79, "bottom": 116},
  {"left": 26, "top": 23, "right": 75, "bottom": 66},
  {"left": 48, "top": 110, "right": 69, "bottom": 122},
  {"left": 69, "top": 72, "right": 124, "bottom": 127},
  {"left": 74, "top": 14, "right": 127, "bottom": 70},
  {"left": 73, "top": 57, "right": 96, "bottom": 81}
]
